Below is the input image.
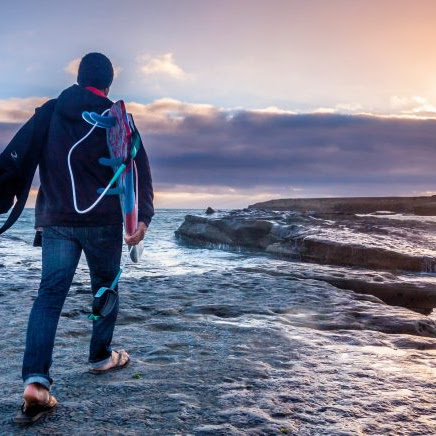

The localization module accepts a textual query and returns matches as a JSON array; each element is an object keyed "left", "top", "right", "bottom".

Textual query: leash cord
[{"left": 67, "top": 108, "right": 123, "bottom": 214}]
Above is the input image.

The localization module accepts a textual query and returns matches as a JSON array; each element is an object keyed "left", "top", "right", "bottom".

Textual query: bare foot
[
  {"left": 23, "top": 383, "right": 49, "bottom": 407},
  {"left": 94, "top": 350, "right": 130, "bottom": 371}
]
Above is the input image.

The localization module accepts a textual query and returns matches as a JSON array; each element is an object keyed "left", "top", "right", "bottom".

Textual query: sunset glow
[{"left": 2, "top": 0, "right": 436, "bottom": 207}]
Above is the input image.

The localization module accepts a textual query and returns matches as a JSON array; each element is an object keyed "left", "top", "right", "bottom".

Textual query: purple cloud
[{"left": 2, "top": 99, "right": 436, "bottom": 197}]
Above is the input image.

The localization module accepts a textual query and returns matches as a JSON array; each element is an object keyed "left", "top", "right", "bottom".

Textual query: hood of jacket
[{"left": 55, "top": 84, "right": 112, "bottom": 121}]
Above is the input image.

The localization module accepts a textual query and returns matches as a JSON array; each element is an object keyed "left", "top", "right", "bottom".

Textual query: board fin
[
  {"left": 129, "top": 241, "right": 144, "bottom": 263},
  {"left": 82, "top": 111, "right": 108, "bottom": 128},
  {"left": 90, "top": 112, "right": 116, "bottom": 127}
]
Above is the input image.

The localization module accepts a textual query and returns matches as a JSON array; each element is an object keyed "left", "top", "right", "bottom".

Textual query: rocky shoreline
[
  {"left": 249, "top": 195, "right": 436, "bottom": 216},
  {"left": 175, "top": 197, "right": 436, "bottom": 314},
  {"left": 2, "top": 208, "right": 436, "bottom": 433},
  {"left": 3, "top": 264, "right": 436, "bottom": 434}
]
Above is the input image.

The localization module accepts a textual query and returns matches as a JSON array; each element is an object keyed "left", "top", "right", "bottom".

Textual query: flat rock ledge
[
  {"left": 175, "top": 214, "right": 436, "bottom": 273},
  {"left": 175, "top": 211, "right": 436, "bottom": 314}
]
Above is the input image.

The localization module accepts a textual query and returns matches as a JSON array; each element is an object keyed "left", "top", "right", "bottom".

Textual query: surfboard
[{"left": 83, "top": 101, "right": 144, "bottom": 263}]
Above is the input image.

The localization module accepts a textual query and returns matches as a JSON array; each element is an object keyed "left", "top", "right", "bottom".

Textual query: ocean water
[
  {"left": 3, "top": 208, "right": 436, "bottom": 284},
  {"left": 0, "top": 208, "right": 273, "bottom": 280},
  {"left": 2, "top": 208, "right": 436, "bottom": 433},
  {"left": 0, "top": 208, "right": 346, "bottom": 282}
]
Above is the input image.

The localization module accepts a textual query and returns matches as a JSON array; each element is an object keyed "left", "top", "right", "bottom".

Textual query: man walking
[{"left": 11, "top": 52, "right": 154, "bottom": 423}]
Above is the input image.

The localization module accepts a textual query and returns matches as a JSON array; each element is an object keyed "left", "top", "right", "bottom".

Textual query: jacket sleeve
[
  {"left": 0, "top": 115, "right": 36, "bottom": 213},
  {"left": 134, "top": 131, "right": 154, "bottom": 227},
  {"left": 0, "top": 99, "right": 56, "bottom": 232},
  {"left": 0, "top": 99, "right": 56, "bottom": 179}
]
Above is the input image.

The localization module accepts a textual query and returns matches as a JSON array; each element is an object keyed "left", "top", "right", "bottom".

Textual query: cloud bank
[
  {"left": 2, "top": 97, "right": 436, "bottom": 206},
  {"left": 125, "top": 99, "right": 436, "bottom": 195},
  {"left": 0, "top": 97, "right": 49, "bottom": 123}
]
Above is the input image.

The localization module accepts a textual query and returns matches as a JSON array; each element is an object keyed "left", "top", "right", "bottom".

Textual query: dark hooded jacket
[
  {"left": 0, "top": 85, "right": 154, "bottom": 232},
  {"left": 0, "top": 99, "right": 56, "bottom": 234}
]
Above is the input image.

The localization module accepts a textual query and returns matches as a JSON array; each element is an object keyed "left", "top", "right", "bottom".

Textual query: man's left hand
[{"left": 124, "top": 221, "right": 148, "bottom": 245}]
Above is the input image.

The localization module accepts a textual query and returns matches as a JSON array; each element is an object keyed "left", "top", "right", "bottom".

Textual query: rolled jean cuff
[
  {"left": 24, "top": 375, "right": 51, "bottom": 391},
  {"left": 89, "top": 354, "right": 112, "bottom": 369}
]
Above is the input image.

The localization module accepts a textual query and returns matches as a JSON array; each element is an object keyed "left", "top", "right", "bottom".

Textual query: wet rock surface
[
  {"left": 176, "top": 209, "right": 436, "bottom": 313},
  {"left": 2, "top": 209, "right": 436, "bottom": 434},
  {"left": 2, "top": 266, "right": 436, "bottom": 434}
]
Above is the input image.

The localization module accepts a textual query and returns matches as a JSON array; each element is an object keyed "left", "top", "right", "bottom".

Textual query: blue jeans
[{"left": 22, "top": 225, "right": 123, "bottom": 390}]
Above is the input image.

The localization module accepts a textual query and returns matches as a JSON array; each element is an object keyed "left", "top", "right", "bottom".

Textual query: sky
[{"left": 1, "top": 0, "right": 436, "bottom": 208}]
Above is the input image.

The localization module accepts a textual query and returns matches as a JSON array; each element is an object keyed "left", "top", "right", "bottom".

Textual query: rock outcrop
[
  {"left": 176, "top": 211, "right": 436, "bottom": 273},
  {"left": 175, "top": 202, "right": 436, "bottom": 314}
]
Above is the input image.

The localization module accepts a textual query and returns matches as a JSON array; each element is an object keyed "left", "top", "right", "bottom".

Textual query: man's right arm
[
  {"left": 135, "top": 132, "right": 154, "bottom": 227},
  {"left": 123, "top": 132, "right": 154, "bottom": 245}
]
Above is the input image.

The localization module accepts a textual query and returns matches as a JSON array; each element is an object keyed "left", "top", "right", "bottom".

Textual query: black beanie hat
[{"left": 77, "top": 52, "right": 114, "bottom": 89}]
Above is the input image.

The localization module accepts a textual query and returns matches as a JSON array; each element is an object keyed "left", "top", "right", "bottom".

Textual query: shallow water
[{"left": 1, "top": 209, "right": 436, "bottom": 434}]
